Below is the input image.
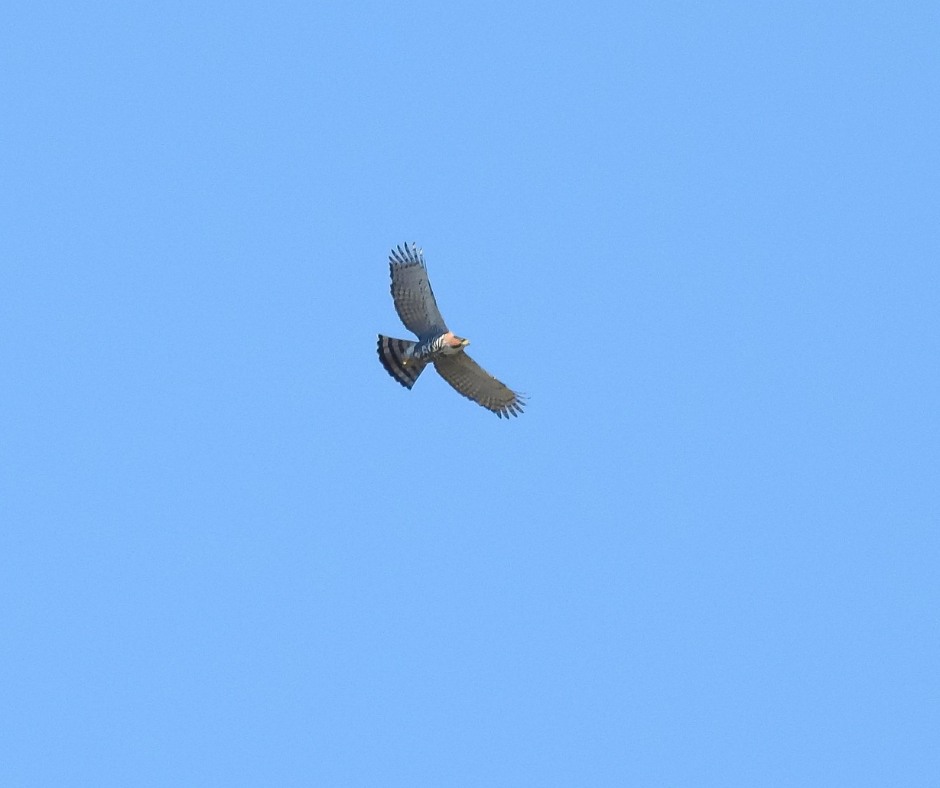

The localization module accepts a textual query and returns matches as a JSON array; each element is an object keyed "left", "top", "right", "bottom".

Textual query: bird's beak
[{"left": 461, "top": 338, "right": 470, "bottom": 347}]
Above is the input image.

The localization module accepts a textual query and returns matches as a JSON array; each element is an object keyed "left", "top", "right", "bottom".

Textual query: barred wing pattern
[
  {"left": 389, "top": 243, "right": 448, "bottom": 340},
  {"left": 434, "top": 352, "right": 526, "bottom": 418}
]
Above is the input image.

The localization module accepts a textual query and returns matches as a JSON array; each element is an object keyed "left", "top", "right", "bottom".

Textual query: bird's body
[
  {"left": 377, "top": 243, "right": 525, "bottom": 418},
  {"left": 408, "top": 331, "right": 467, "bottom": 362}
]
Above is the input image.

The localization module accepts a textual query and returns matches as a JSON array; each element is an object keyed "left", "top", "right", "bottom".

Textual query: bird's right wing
[
  {"left": 389, "top": 243, "right": 449, "bottom": 340},
  {"left": 434, "top": 352, "right": 526, "bottom": 418}
]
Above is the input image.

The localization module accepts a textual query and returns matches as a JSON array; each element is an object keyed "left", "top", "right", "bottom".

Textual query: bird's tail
[{"left": 377, "top": 334, "right": 427, "bottom": 390}]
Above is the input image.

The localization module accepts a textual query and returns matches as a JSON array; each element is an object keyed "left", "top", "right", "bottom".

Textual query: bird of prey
[{"left": 377, "top": 243, "right": 526, "bottom": 418}]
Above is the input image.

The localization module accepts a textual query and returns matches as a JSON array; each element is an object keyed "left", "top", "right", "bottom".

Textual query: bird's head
[{"left": 444, "top": 332, "right": 470, "bottom": 349}]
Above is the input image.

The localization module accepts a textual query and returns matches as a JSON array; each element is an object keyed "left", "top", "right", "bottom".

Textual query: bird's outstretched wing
[
  {"left": 434, "top": 352, "right": 526, "bottom": 418},
  {"left": 389, "top": 243, "right": 448, "bottom": 340}
]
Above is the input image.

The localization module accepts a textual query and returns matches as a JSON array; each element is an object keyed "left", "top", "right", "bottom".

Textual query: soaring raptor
[{"left": 377, "top": 243, "right": 525, "bottom": 418}]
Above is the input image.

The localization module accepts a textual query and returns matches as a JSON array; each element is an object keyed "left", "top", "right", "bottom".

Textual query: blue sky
[{"left": 2, "top": 0, "right": 938, "bottom": 785}]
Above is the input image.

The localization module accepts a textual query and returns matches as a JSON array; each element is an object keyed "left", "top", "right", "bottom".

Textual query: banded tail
[{"left": 377, "top": 334, "right": 427, "bottom": 390}]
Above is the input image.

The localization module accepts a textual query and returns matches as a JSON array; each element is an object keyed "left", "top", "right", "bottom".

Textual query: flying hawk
[{"left": 377, "top": 243, "right": 525, "bottom": 418}]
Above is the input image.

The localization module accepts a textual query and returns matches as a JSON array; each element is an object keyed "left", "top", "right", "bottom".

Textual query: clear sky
[{"left": 2, "top": 1, "right": 938, "bottom": 785}]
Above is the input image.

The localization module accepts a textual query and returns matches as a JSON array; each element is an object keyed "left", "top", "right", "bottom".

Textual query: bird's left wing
[
  {"left": 433, "top": 352, "right": 525, "bottom": 418},
  {"left": 389, "top": 243, "right": 448, "bottom": 340}
]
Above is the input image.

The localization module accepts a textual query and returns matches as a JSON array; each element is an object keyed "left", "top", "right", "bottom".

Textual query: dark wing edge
[{"left": 433, "top": 352, "right": 526, "bottom": 419}]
